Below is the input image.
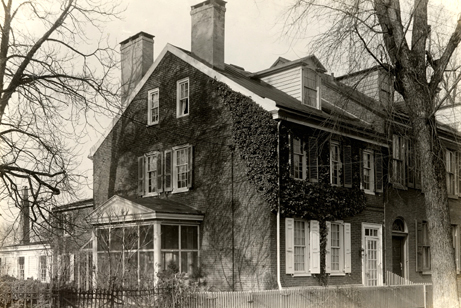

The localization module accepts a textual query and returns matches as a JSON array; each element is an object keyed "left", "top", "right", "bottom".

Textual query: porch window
[
  {"left": 161, "top": 225, "right": 199, "bottom": 275},
  {"left": 96, "top": 225, "right": 155, "bottom": 288}
]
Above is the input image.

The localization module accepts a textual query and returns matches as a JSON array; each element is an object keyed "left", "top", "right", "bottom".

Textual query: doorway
[
  {"left": 391, "top": 218, "right": 408, "bottom": 279},
  {"left": 362, "top": 223, "right": 383, "bottom": 286}
]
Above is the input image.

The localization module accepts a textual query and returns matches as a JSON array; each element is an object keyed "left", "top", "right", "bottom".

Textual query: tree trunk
[{"left": 413, "top": 111, "right": 459, "bottom": 308}]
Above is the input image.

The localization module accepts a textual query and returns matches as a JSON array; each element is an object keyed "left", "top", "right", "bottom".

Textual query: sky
[{"left": 0, "top": 0, "right": 460, "bottom": 229}]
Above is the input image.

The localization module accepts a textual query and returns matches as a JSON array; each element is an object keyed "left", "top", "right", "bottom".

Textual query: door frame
[
  {"left": 361, "top": 223, "right": 383, "bottom": 286},
  {"left": 391, "top": 220, "right": 409, "bottom": 280}
]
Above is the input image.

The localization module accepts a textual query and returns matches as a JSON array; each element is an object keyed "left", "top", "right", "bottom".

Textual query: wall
[{"left": 92, "top": 52, "right": 275, "bottom": 291}]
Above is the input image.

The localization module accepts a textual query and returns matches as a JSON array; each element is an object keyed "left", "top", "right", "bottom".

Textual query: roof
[
  {"left": 122, "top": 195, "right": 202, "bottom": 215},
  {"left": 89, "top": 44, "right": 387, "bottom": 157},
  {"left": 53, "top": 198, "right": 93, "bottom": 212},
  {"left": 88, "top": 195, "right": 203, "bottom": 225}
]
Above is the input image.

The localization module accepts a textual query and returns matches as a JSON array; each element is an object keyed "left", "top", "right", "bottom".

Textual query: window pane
[
  {"left": 181, "top": 226, "right": 198, "bottom": 250},
  {"left": 110, "top": 228, "right": 123, "bottom": 251},
  {"left": 139, "top": 252, "right": 155, "bottom": 285},
  {"left": 123, "top": 226, "right": 138, "bottom": 251},
  {"left": 140, "top": 225, "right": 154, "bottom": 250},
  {"left": 97, "top": 229, "right": 109, "bottom": 252},
  {"left": 181, "top": 251, "right": 198, "bottom": 275},
  {"left": 162, "top": 225, "right": 179, "bottom": 249},
  {"left": 162, "top": 252, "right": 179, "bottom": 271},
  {"left": 97, "top": 253, "right": 110, "bottom": 287},
  {"left": 124, "top": 251, "right": 138, "bottom": 288}
]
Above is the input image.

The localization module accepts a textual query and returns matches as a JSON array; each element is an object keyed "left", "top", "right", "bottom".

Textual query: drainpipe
[{"left": 277, "top": 121, "right": 283, "bottom": 290}]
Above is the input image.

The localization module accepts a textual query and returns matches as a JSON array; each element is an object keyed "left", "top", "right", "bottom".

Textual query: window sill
[
  {"left": 171, "top": 188, "right": 189, "bottom": 194},
  {"left": 176, "top": 114, "right": 189, "bottom": 118},
  {"left": 421, "top": 271, "right": 431, "bottom": 275},
  {"left": 143, "top": 192, "right": 160, "bottom": 197},
  {"left": 329, "top": 272, "right": 346, "bottom": 276},
  {"left": 448, "top": 194, "right": 459, "bottom": 200},
  {"left": 146, "top": 122, "right": 159, "bottom": 127},
  {"left": 364, "top": 190, "right": 375, "bottom": 195},
  {"left": 290, "top": 272, "right": 312, "bottom": 277}
]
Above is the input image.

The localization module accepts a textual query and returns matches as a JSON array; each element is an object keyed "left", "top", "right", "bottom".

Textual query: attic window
[
  {"left": 303, "top": 68, "right": 319, "bottom": 109},
  {"left": 177, "top": 78, "right": 189, "bottom": 117}
]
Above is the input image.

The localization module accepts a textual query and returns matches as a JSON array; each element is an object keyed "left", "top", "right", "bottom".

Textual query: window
[
  {"left": 446, "top": 150, "right": 458, "bottom": 196},
  {"left": 362, "top": 150, "right": 375, "bottom": 193},
  {"left": 161, "top": 225, "right": 199, "bottom": 275},
  {"left": 303, "top": 69, "right": 318, "bottom": 108},
  {"left": 18, "top": 257, "right": 24, "bottom": 280},
  {"left": 172, "top": 145, "right": 193, "bottom": 193},
  {"left": 285, "top": 219, "right": 320, "bottom": 275},
  {"left": 326, "top": 222, "right": 352, "bottom": 275},
  {"left": 416, "top": 220, "right": 431, "bottom": 272},
  {"left": 148, "top": 89, "right": 159, "bottom": 125},
  {"left": 39, "top": 256, "right": 47, "bottom": 282},
  {"left": 291, "top": 137, "right": 305, "bottom": 180},
  {"left": 59, "top": 254, "right": 73, "bottom": 283},
  {"left": 97, "top": 225, "right": 155, "bottom": 288},
  {"left": 392, "top": 135, "right": 406, "bottom": 186},
  {"left": 330, "top": 142, "right": 342, "bottom": 186},
  {"left": 138, "top": 145, "right": 192, "bottom": 196},
  {"left": 177, "top": 78, "right": 189, "bottom": 117},
  {"left": 289, "top": 135, "right": 318, "bottom": 182}
]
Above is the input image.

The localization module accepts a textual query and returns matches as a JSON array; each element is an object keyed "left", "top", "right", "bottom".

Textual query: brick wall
[{"left": 92, "top": 52, "right": 274, "bottom": 291}]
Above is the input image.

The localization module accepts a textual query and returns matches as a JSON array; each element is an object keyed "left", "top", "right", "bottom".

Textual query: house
[
  {"left": 0, "top": 188, "right": 52, "bottom": 282},
  {"left": 338, "top": 66, "right": 461, "bottom": 286},
  {"left": 52, "top": 198, "right": 94, "bottom": 289},
  {"left": 87, "top": 0, "right": 394, "bottom": 291}
]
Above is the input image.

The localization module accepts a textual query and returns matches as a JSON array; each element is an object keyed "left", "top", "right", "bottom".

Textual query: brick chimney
[
  {"left": 191, "top": 0, "right": 226, "bottom": 70},
  {"left": 20, "top": 187, "right": 30, "bottom": 244},
  {"left": 120, "top": 32, "right": 154, "bottom": 105}
]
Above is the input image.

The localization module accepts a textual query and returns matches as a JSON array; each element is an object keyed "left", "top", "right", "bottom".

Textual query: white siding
[{"left": 262, "top": 67, "right": 302, "bottom": 101}]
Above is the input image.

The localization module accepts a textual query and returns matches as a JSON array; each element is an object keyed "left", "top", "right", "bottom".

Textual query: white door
[{"left": 362, "top": 223, "right": 383, "bottom": 286}]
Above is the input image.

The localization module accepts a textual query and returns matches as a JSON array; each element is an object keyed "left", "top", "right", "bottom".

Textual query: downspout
[{"left": 277, "top": 120, "right": 283, "bottom": 290}]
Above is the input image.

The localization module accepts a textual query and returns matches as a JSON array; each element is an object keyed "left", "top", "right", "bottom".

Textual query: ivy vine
[{"left": 213, "top": 79, "right": 367, "bottom": 285}]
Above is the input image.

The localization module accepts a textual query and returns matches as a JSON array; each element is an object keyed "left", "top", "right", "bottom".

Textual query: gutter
[{"left": 277, "top": 120, "right": 283, "bottom": 290}]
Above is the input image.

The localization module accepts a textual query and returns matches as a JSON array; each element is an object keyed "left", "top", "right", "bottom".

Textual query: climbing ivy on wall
[{"left": 213, "top": 79, "right": 367, "bottom": 285}]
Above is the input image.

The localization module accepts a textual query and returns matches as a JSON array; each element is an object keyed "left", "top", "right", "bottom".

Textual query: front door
[
  {"left": 362, "top": 223, "right": 383, "bottom": 286},
  {"left": 392, "top": 236, "right": 404, "bottom": 276}
]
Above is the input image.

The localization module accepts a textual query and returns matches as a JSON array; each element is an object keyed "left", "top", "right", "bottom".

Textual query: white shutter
[
  {"left": 310, "top": 220, "right": 320, "bottom": 274},
  {"left": 285, "top": 218, "right": 294, "bottom": 274},
  {"left": 344, "top": 223, "right": 351, "bottom": 273},
  {"left": 325, "top": 222, "right": 331, "bottom": 273}
]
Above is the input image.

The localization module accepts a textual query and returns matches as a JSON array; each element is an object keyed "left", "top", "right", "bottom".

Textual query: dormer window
[{"left": 303, "top": 68, "right": 319, "bottom": 108}]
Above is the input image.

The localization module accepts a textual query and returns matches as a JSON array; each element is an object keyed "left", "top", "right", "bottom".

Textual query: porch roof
[{"left": 89, "top": 195, "right": 203, "bottom": 225}]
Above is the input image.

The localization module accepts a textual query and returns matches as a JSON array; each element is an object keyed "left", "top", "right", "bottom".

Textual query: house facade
[{"left": 86, "top": 0, "right": 400, "bottom": 291}]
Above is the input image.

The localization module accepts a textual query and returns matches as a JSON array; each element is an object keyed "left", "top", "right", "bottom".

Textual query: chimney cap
[
  {"left": 120, "top": 31, "right": 155, "bottom": 46},
  {"left": 191, "top": 0, "right": 226, "bottom": 10}
]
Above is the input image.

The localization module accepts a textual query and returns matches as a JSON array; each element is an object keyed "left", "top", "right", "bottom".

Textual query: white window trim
[
  {"left": 144, "top": 151, "right": 161, "bottom": 197},
  {"left": 160, "top": 223, "right": 200, "bottom": 275},
  {"left": 362, "top": 149, "right": 375, "bottom": 195},
  {"left": 330, "top": 141, "right": 342, "bottom": 186},
  {"left": 172, "top": 144, "right": 192, "bottom": 194},
  {"left": 147, "top": 88, "right": 159, "bottom": 126},
  {"left": 326, "top": 221, "right": 351, "bottom": 276},
  {"left": 302, "top": 68, "right": 320, "bottom": 109},
  {"left": 176, "top": 78, "right": 189, "bottom": 118}
]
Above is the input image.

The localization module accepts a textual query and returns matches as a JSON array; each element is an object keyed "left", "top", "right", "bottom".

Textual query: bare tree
[
  {"left": 283, "top": 0, "right": 461, "bottom": 307},
  {"left": 0, "top": 0, "right": 122, "bottom": 225}
]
